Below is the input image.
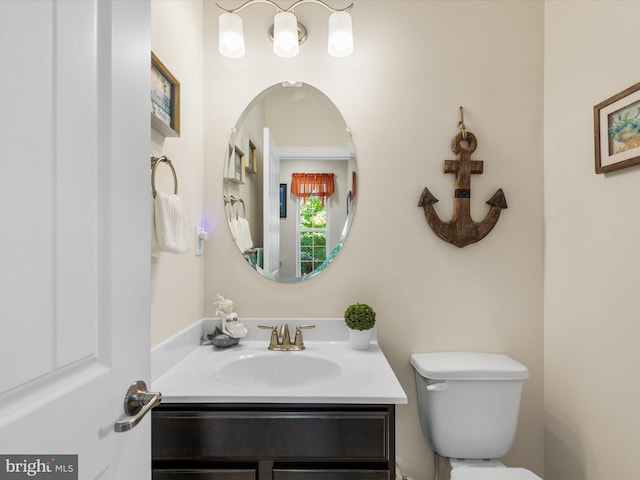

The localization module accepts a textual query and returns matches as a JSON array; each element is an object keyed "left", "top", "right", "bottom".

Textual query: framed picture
[
  {"left": 246, "top": 140, "right": 257, "bottom": 174},
  {"left": 234, "top": 146, "right": 245, "bottom": 184},
  {"left": 279, "top": 184, "right": 287, "bottom": 218},
  {"left": 594, "top": 81, "right": 640, "bottom": 173},
  {"left": 151, "top": 52, "right": 180, "bottom": 137},
  {"left": 224, "top": 143, "right": 234, "bottom": 180},
  {"left": 352, "top": 171, "right": 357, "bottom": 198}
]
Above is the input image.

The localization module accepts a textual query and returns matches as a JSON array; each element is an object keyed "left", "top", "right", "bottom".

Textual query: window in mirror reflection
[
  {"left": 298, "top": 196, "right": 328, "bottom": 276},
  {"left": 291, "top": 172, "right": 335, "bottom": 276}
]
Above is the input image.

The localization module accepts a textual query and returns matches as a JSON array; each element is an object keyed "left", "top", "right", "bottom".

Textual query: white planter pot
[{"left": 348, "top": 328, "right": 373, "bottom": 350}]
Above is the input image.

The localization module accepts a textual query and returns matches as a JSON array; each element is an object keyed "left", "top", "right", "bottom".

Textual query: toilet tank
[{"left": 410, "top": 352, "right": 529, "bottom": 460}]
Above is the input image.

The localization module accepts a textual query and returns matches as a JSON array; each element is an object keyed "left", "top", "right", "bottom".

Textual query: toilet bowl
[
  {"left": 448, "top": 459, "right": 542, "bottom": 479},
  {"left": 410, "top": 352, "right": 542, "bottom": 480},
  {"left": 451, "top": 467, "right": 541, "bottom": 479}
]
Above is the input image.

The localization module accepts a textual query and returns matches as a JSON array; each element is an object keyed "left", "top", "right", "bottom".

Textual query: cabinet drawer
[
  {"left": 153, "top": 406, "right": 390, "bottom": 461},
  {"left": 153, "top": 469, "right": 256, "bottom": 480},
  {"left": 273, "top": 469, "right": 390, "bottom": 480}
]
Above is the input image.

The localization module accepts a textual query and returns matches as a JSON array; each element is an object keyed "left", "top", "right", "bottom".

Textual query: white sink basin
[
  {"left": 218, "top": 353, "right": 342, "bottom": 387},
  {"left": 153, "top": 323, "right": 408, "bottom": 404}
]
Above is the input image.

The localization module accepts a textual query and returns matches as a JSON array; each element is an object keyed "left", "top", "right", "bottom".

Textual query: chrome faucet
[{"left": 259, "top": 323, "right": 315, "bottom": 351}]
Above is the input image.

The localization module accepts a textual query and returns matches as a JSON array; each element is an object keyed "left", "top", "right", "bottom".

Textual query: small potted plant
[{"left": 344, "top": 303, "right": 376, "bottom": 350}]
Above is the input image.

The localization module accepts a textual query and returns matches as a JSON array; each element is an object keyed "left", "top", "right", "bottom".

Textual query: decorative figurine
[{"left": 209, "top": 294, "right": 248, "bottom": 348}]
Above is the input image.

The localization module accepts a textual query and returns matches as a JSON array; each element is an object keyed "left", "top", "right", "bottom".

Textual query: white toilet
[{"left": 410, "top": 352, "right": 542, "bottom": 480}]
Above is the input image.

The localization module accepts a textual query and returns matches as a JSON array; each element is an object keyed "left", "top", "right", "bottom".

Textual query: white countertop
[{"left": 152, "top": 338, "right": 408, "bottom": 405}]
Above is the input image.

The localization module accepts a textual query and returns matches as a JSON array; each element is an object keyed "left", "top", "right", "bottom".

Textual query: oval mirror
[{"left": 223, "top": 82, "right": 356, "bottom": 282}]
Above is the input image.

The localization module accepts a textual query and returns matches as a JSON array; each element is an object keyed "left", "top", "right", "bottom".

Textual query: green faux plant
[{"left": 344, "top": 303, "right": 376, "bottom": 331}]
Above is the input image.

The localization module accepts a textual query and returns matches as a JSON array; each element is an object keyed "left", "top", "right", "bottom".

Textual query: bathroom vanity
[
  {"left": 150, "top": 321, "right": 407, "bottom": 480},
  {"left": 152, "top": 402, "right": 394, "bottom": 479}
]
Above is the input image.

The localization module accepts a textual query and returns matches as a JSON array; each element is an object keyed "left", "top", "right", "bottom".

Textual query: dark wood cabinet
[
  {"left": 152, "top": 403, "right": 395, "bottom": 480},
  {"left": 273, "top": 470, "right": 389, "bottom": 479},
  {"left": 153, "top": 470, "right": 256, "bottom": 480}
]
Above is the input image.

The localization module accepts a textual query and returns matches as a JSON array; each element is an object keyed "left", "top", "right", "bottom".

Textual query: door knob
[{"left": 114, "top": 380, "right": 162, "bottom": 433}]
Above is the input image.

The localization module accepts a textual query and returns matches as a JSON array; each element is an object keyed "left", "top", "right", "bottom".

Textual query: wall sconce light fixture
[{"left": 217, "top": 0, "right": 354, "bottom": 59}]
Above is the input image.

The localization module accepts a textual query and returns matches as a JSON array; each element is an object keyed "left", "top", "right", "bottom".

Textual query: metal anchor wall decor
[{"left": 418, "top": 108, "right": 507, "bottom": 248}]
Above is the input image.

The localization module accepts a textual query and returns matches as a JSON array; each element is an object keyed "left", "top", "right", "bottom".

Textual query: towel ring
[
  {"left": 235, "top": 198, "right": 246, "bottom": 219},
  {"left": 151, "top": 155, "right": 178, "bottom": 198},
  {"left": 224, "top": 196, "right": 234, "bottom": 220},
  {"left": 227, "top": 196, "right": 246, "bottom": 219}
]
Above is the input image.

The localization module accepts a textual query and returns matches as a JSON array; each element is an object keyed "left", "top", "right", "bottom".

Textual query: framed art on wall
[
  {"left": 594, "top": 81, "right": 640, "bottom": 173},
  {"left": 151, "top": 52, "right": 180, "bottom": 137},
  {"left": 234, "top": 146, "right": 245, "bottom": 184},
  {"left": 246, "top": 139, "right": 257, "bottom": 173},
  {"left": 279, "top": 184, "right": 287, "bottom": 218}
]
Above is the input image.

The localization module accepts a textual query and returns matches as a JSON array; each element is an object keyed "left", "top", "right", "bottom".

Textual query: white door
[
  {"left": 0, "top": 1, "right": 152, "bottom": 479},
  {"left": 262, "top": 128, "right": 281, "bottom": 276}
]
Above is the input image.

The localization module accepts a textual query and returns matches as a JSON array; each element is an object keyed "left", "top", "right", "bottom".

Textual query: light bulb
[
  {"left": 273, "top": 12, "right": 299, "bottom": 58},
  {"left": 219, "top": 13, "right": 245, "bottom": 59},
  {"left": 328, "top": 11, "right": 353, "bottom": 57}
]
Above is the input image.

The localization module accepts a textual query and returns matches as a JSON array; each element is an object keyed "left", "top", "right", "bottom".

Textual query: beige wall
[
  {"left": 149, "top": 1, "right": 640, "bottom": 479},
  {"left": 203, "top": 2, "right": 544, "bottom": 479},
  {"left": 150, "top": 0, "right": 205, "bottom": 345},
  {"left": 544, "top": 2, "right": 640, "bottom": 479}
]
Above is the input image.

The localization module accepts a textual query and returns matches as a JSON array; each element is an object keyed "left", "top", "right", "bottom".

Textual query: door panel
[
  {"left": 0, "top": 1, "right": 151, "bottom": 478},
  {"left": 0, "top": 370, "right": 112, "bottom": 476},
  {"left": 0, "top": 0, "right": 56, "bottom": 394},
  {"left": 263, "top": 128, "right": 280, "bottom": 276},
  {"left": 55, "top": 0, "right": 100, "bottom": 367}
]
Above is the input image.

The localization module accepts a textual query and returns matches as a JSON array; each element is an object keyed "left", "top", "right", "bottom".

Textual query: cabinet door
[
  {"left": 154, "top": 469, "right": 256, "bottom": 480},
  {"left": 273, "top": 470, "right": 389, "bottom": 480},
  {"left": 153, "top": 409, "right": 390, "bottom": 461}
]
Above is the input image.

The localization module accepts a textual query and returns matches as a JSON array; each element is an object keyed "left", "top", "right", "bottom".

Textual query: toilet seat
[{"left": 451, "top": 467, "right": 542, "bottom": 479}]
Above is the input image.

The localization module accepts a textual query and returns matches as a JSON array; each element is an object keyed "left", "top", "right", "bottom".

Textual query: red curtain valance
[{"left": 291, "top": 173, "right": 335, "bottom": 204}]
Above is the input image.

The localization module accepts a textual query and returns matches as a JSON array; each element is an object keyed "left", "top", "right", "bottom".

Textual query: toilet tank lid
[{"left": 410, "top": 352, "right": 529, "bottom": 380}]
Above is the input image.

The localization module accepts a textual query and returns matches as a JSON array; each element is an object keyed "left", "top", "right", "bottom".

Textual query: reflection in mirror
[{"left": 223, "top": 82, "right": 356, "bottom": 283}]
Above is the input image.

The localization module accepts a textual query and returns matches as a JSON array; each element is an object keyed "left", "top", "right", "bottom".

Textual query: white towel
[
  {"left": 237, "top": 217, "right": 254, "bottom": 252},
  {"left": 228, "top": 218, "right": 244, "bottom": 252},
  {"left": 153, "top": 191, "right": 191, "bottom": 254}
]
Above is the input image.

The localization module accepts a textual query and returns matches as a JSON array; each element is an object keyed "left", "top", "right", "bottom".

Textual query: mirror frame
[{"left": 222, "top": 82, "right": 357, "bottom": 283}]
